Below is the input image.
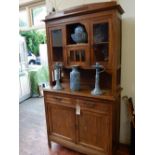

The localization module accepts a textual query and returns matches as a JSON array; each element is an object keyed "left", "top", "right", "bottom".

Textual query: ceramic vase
[{"left": 70, "top": 65, "right": 80, "bottom": 91}]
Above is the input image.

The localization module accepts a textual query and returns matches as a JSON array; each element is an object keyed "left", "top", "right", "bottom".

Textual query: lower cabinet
[{"left": 44, "top": 90, "right": 119, "bottom": 155}]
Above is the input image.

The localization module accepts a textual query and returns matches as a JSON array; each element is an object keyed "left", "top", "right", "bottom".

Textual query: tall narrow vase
[{"left": 70, "top": 65, "right": 80, "bottom": 91}]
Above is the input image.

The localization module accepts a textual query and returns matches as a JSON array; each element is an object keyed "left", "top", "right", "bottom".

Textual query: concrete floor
[
  {"left": 19, "top": 97, "right": 49, "bottom": 155},
  {"left": 19, "top": 97, "right": 84, "bottom": 155}
]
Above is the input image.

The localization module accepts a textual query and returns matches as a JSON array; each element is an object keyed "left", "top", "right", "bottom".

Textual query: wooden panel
[
  {"left": 78, "top": 109, "right": 110, "bottom": 153},
  {"left": 66, "top": 45, "right": 90, "bottom": 67},
  {"left": 44, "top": 2, "right": 124, "bottom": 22},
  {"left": 78, "top": 99, "right": 111, "bottom": 114},
  {"left": 48, "top": 103, "right": 76, "bottom": 142},
  {"left": 46, "top": 93, "right": 75, "bottom": 108}
]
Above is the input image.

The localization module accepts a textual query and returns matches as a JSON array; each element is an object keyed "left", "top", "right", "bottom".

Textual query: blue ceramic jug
[{"left": 70, "top": 65, "right": 80, "bottom": 91}]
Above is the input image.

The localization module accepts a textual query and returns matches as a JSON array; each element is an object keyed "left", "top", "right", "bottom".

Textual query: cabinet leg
[
  {"left": 48, "top": 137, "right": 51, "bottom": 148},
  {"left": 48, "top": 141, "right": 51, "bottom": 148}
]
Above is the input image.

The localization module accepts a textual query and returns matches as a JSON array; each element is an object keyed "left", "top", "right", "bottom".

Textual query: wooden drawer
[
  {"left": 44, "top": 92, "right": 112, "bottom": 113},
  {"left": 45, "top": 93, "right": 75, "bottom": 108},
  {"left": 77, "top": 99, "right": 112, "bottom": 114}
]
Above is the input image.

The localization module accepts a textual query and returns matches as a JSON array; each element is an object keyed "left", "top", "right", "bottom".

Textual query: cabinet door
[
  {"left": 78, "top": 109, "right": 111, "bottom": 153},
  {"left": 91, "top": 18, "right": 112, "bottom": 69},
  {"left": 48, "top": 27, "right": 65, "bottom": 84},
  {"left": 66, "top": 45, "right": 90, "bottom": 67},
  {"left": 48, "top": 27, "right": 64, "bottom": 64},
  {"left": 65, "top": 21, "right": 90, "bottom": 68},
  {"left": 47, "top": 102, "right": 76, "bottom": 142}
]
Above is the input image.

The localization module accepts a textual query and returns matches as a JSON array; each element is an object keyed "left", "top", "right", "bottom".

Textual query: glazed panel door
[
  {"left": 90, "top": 17, "right": 112, "bottom": 69},
  {"left": 48, "top": 26, "right": 65, "bottom": 64}
]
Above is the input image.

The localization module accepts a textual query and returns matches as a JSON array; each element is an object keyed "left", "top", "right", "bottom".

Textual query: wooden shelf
[
  {"left": 43, "top": 86, "right": 117, "bottom": 101},
  {"left": 53, "top": 46, "right": 63, "bottom": 48},
  {"left": 93, "top": 42, "right": 109, "bottom": 45},
  {"left": 66, "top": 43, "right": 88, "bottom": 47}
]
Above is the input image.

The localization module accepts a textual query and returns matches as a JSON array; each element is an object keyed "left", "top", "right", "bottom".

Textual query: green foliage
[
  {"left": 20, "top": 30, "right": 46, "bottom": 56},
  {"left": 29, "top": 65, "right": 49, "bottom": 95}
]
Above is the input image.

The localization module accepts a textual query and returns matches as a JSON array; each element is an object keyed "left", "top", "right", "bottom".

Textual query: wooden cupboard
[
  {"left": 44, "top": 90, "right": 121, "bottom": 155},
  {"left": 44, "top": 2, "right": 124, "bottom": 155}
]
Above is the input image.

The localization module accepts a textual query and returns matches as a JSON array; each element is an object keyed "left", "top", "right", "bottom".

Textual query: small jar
[{"left": 70, "top": 65, "right": 80, "bottom": 91}]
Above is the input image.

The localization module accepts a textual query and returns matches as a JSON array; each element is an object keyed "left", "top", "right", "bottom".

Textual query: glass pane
[
  {"left": 94, "top": 44, "right": 108, "bottom": 62},
  {"left": 75, "top": 51, "right": 80, "bottom": 61},
  {"left": 70, "top": 51, "right": 74, "bottom": 61},
  {"left": 69, "top": 49, "right": 85, "bottom": 62},
  {"left": 93, "top": 23, "right": 109, "bottom": 43},
  {"left": 19, "top": 10, "right": 28, "bottom": 28},
  {"left": 32, "top": 6, "right": 46, "bottom": 26},
  {"left": 81, "top": 50, "right": 85, "bottom": 61},
  {"left": 53, "top": 47, "right": 63, "bottom": 61},
  {"left": 51, "top": 29, "right": 63, "bottom": 61},
  {"left": 52, "top": 30, "right": 62, "bottom": 47}
]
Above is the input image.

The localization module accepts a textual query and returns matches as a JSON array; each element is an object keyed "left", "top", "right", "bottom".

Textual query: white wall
[
  {"left": 118, "top": 0, "right": 135, "bottom": 144},
  {"left": 45, "top": 0, "right": 135, "bottom": 145}
]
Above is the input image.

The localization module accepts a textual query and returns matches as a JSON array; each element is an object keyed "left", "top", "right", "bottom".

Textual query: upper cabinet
[
  {"left": 45, "top": 1, "right": 124, "bottom": 94},
  {"left": 45, "top": 2, "right": 123, "bottom": 69}
]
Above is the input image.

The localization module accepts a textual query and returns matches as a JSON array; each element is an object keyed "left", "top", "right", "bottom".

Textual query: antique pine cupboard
[{"left": 43, "top": 2, "right": 124, "bottom": 155}]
